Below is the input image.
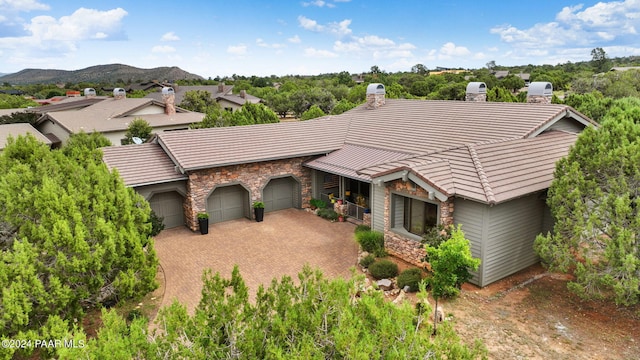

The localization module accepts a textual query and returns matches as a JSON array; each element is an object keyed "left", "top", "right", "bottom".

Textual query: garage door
[
  {"left": 263, "top": 177, "right": 298, "bottom": 212},
  {"left": 148, "top": 191, "right": 185, "bottom": 229},
  {"left": 207, "top": 185, "right": 249, "bottom": 223}
]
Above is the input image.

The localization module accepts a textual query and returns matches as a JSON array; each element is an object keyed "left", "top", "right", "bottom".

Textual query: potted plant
[
  {"left": 253, "top": 201, "right": 265, "bottom": 222},
  {"left": 338, "top": 214, "right": 347, "bottom": 222},
  {"left": 197, "top": 212, "right": 209, "bottom": 235}
]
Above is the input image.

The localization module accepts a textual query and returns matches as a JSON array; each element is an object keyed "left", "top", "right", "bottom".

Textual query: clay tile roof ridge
[{"left": 467, "top": 144, "right": 495, "bottom": 204}]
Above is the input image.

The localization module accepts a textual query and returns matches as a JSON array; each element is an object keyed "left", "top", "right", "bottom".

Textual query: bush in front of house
[
  {"left": 397, "top": 268, "right": 424, "bottom": 292},
  {"left": 355, "top": 230, "right": 384, "bottom": 253},
  {"left": 148, "top": 209, "right": 165, "bottom": 237},
  {"left": 359, "top": 254, "right": 376, "bottom": 268},
  {"left": 368, "top": 259, "right": 399, "bottom": 280},
  {"left": 317, "top": 208, "right": 339, "bottom": 221},
  {"left": 354, "top": 224, "right": 371, "bottom": 234}
]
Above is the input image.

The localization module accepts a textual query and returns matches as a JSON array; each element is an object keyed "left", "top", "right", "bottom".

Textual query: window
[{"left": 393, "top": 195, "right": 438, "bottom": 236}]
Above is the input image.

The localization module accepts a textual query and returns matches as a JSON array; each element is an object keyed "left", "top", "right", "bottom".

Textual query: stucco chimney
[
  {"left": 218, "top": 82, "right": 225, "bottom": 93},
  {"left": 113, "top": 88, "right": 126, "bottom": 100},
  {"left": 240, "top": 89, "right": 247, "bottom": 99},
  {"left": 366, "top": 83, "right": 385, "bottom": 109},
  {"left": 465, "top": 82, "right": 487, "bottom": 102},
  {"left": 527, "top": 82, "right": 553, "bottom": 104},
  {"left": 83, "top": 88, "right": 96, "bottom": 98},
  {"left": 162, "top": 87, "right": 176, "bottom": 115}
]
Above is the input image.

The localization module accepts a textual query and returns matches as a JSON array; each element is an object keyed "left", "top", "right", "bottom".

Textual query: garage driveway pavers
[{"left": 153, "top": 208, "right": 359, "bottom": 312}]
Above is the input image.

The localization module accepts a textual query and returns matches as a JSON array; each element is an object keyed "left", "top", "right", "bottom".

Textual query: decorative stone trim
[
  {"left": 183, "top": 156, "right": 314, "bottom": 230},
  {"left": 382, "top": 179, "right": 455, "bottom": 265}
]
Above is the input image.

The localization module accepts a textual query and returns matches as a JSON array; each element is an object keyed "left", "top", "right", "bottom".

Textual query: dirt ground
[{"left": 437, "top": 264, "right": 640, "bottom": 360}]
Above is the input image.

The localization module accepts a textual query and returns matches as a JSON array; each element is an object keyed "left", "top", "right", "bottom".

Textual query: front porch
[{"left": 313, "top": 170, "right": 371, "bottom": 223}]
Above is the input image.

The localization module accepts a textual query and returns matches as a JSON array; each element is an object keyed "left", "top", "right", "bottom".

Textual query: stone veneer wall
[
  {"left": 383, "top": 180, "right": 455, "bottom": 266},
  {"left": 527, "top": 95, "right": 552, "bottom": 104},
  {"left": 184, "top": 156, "right": 314, "bottom": 231},
  {"left": 465, "top": 93, "right": 487, "bottom": 102}
]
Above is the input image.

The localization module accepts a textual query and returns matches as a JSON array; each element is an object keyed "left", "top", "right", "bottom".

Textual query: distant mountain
[{"left": 0, "top": 64, "right": 204, "bottom": 85}]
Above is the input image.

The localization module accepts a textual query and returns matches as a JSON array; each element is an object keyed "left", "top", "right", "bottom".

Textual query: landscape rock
[
  {"left": 377, "top": 278, "right": 393, "bottom": 291},
  {"left": 392, "top": 290, "right": 406, "bottom": 304}
]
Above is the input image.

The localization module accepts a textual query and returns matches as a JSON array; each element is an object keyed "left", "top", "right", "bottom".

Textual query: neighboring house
[
  {"left": 35, "top": 88, "right": 204, "bottom": 146},
  {"left": 609, "top": 66, "right": 640, "bottom": 72},
  {"left": 0, "top": 122, "right": 52, "bottom": 150},
  {"left": 102, "top": 82, "right": 596, "bottom": 287},
  {"left": 145, "top": 83, "right": 262, "bottom": 112}
]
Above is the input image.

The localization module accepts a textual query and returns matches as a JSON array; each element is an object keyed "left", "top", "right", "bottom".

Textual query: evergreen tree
[
  {"left": 300, "top": 104, "right": 326, "bottom": 120},
  {"left": 122, "top": 118, "right": 153, "bottom": 145},
  {"left": 0, "top": 135, "right": 158, "bottom": 357},
  {"left": 534, "top": 109, "right": 640, "bottom": 305}
]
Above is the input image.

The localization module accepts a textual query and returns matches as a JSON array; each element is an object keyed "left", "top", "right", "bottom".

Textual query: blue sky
[{"left": 1, "top": 0, "right": 640, "bottom": 78}]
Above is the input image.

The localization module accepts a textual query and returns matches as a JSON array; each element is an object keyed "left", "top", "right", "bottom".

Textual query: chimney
[
  {"left": 527, "top": 82, "right": 553, "bottom": 104},
  {"left": 218, "top": 82, "right": 225, "bottom": 93},
  {"left": 113, "top": 88, "right": 126, "bottom": 100},
  {"left": 162, "top": 87, "right": 176, "bottom": 115},
  {"left": 465, "top": 82, "right": 487, "bottom": 102},
  {"left": 240, "top": 89, "right": 246, "bottom": 99},
  {"left": 366, "top": 83, "right": 385, "bottom": 109},
  {"left": 84, "top": 88, "right": 96, "bottom": 98}
]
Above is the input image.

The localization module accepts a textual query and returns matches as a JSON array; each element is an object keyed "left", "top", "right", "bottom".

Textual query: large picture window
[{"left": 400, "top": 196, "right": 438, "bottom": 235}]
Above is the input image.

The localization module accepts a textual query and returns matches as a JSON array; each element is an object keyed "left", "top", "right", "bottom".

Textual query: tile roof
[
  {"left": 360, "top": 131, "right": 578, "bottom": 204},
  {"left": 38, "top": 97, "right": 204, "bottom": 134},
  {"left": 217, "top": 93, "right": 262, "bottom": 106},
  {"left": 102, "top": 143, "right": 187, "bottom": 186},
  {"left": 305, "top": 143, "right": 413, "bottom": 181},
  {"left": 157, "top": 116, "right": 348, "bottom": 171},
  {"left": 0, "top": 123, "right": 52, "bottom": 149}
]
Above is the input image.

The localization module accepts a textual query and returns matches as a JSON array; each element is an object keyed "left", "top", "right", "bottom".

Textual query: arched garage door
[
  {"left": 207, "top": 185, "right": 250, "bottom": 223},
  {"left": 148, "top": 191, "right": 185, "bottom": 229},
  {"left": 263, "top": 177, "right": 299, "bottom": 212}
]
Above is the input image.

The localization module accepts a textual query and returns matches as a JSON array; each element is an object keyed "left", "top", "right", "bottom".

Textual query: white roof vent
[
  {"left": 528, "top": 82, "right": 553, "bottom": 96},
  {"left": 366, "top": 83, "right": 385, "bottom": 95},
  {"left": 466, "top": 82, "right": 486, "bottom": 94},
  {"left": 161, "top": 87, "right": 175, "bottom": 95},
  {"left": 83, "top": 88, "right": 96, "bottom": 96},
  {"left": 113, "top": 88, "right": 126, "bottom": 97}
]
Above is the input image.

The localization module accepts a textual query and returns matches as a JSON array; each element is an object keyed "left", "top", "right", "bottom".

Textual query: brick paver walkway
[{"left": 153, "top": 208, "right": 359, "bottom": 312}]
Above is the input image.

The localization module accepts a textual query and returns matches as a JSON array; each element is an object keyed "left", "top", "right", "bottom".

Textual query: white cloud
[
  {"left": 152, "top": 45, "right": 176, "bottom": 53},
  {"left": 439, "top": 42, "right": 470, "bottom": 57},
  {"left": 0, "top": 0, "right": 49, "bottom": 12},
  {"left": 288, "top": 34, "right": 301, "bottom": 43},
  {"left": 161, "top": 31, "right": 180, "bottom": 41},
  {"left": 25, "top": 7, "right": 128, "bottom": 41},
  {"left": 492, "top": 0, "right": 640, "bottom": 50},
  {"left": 304, "top": 47, "right": 338, "bottom": 58},
  {"left": 297, "top": 16, "right": 351, "bottom": 36},
  {"left": 303, "top": 0, "right": 335, "bottom": 8},
  {"left": 256, "top": 38, "right": 286, "bottom": 49},
  {"left": 227, "top": 44, "right": 247, "bottom": 55}
]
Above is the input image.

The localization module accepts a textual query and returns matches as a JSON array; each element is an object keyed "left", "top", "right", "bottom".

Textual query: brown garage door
[
  {"left": 263, "top": 177, "right": 298, "bottom": 212},
  {"left": 148, "top": 191, "right": 185, "bottom": 229},
  {"left": 207, "top": 185, "right": 249, "bottom": 223}
]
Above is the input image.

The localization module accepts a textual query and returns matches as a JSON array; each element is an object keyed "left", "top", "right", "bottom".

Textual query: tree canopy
[
  {"left": 54, "top": 266, "right": 487, "bottom": 359},
  {"left": 0, "top": 134, "right": 158, "bottom": 357},
  {"left": 534, "top": 108, "right": 640, "bottom": 306}
]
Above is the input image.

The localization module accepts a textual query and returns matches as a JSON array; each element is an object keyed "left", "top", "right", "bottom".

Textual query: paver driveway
[{"left": 153, "top": 208, "right": 359, "bottom": 312}]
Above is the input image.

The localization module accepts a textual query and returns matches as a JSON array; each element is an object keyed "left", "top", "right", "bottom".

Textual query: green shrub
[
  {"left": 148, "top": 209, "right": 165, "bottom": 237},
  {"left": 359, "top": 254, "right": 375, "bottom": 268},
  {"left": 310, "top": 198, "right": 327, "bottom": 209},
  {"left": 355, "top": 230, "right": 384, "bottom": 253},
  {"left": 317, "top": 208, "right": 338, "bottom": 221},
  {"left": 368, "top": 259, "right": 399, "bottom": 280},
  {"left": 397, "top": 268, "right": 424, "bottom": 292},
  {"left": 354, "top": 224, "right": 371, "bottom": 233}
]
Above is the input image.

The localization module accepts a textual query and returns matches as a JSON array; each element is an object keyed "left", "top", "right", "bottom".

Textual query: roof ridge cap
[{"left": 467, "top": 144, "right": 495, "bottom": 204}]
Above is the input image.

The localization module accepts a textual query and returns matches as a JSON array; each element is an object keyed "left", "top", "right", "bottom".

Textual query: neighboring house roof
[
  {"left": 157, "top": 116, "right": 349, "bottom": 172},
  {"left": 145, "top": 85, "right": 234, "bottom": 105},
  {"left": 32, "top": 97, "right": 107, "bottom": 113},
  {"left": 0, "top": 123, "right": 52, "bottom": 149},
  {"left": 36, "top": 97, "right": 204, "bottom": 134},
  {"left": 102, "top": 143, "right": 187, "bottom": 187},
  {"left": 217, "top": 92, "right": 262, "bottom": 106},
  {"left": 609, "top": 66, "right": 640, "bottom": 71},
  {"left": 494, "top": 70, "right": 509, "bottom": 78},
  {"left": 0, "top": 108, "right": 27, "bottom": 117}
]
